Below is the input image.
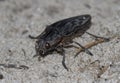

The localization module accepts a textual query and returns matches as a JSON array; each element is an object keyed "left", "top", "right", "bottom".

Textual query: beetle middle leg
[
  {"left": 63, "top": 45, "right": 79, "bottom": 49},
  {"left": 66, "top": 41, "right": 93, "bottom": 58},
  {"left": 62, "top": 42, "right": 93, "bottom": 57},
  {"left": 73, "top": 41, "right": 93, "bottom": 56}
]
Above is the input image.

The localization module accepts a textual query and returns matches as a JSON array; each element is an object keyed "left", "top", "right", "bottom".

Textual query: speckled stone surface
[{"left": 0, "top": 0, "right": 120, "bottom": 83}]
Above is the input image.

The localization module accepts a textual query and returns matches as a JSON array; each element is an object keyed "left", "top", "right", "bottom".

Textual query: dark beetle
[{"left": 29, "top": 14, "right": 108, "bottom": 71}]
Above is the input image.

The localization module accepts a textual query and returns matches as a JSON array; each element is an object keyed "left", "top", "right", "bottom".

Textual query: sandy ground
[{"left": 0, "top": 0, "right": 120, "bottom": 83}]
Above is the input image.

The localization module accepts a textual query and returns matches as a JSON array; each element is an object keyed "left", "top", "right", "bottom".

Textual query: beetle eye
[{"left": 45, "top": 43, "right": 50, "bottom": 49}]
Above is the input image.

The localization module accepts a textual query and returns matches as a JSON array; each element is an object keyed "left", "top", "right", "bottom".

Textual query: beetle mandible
[{"left": 29, "top": 14, "right": 109, "bottom": 71}]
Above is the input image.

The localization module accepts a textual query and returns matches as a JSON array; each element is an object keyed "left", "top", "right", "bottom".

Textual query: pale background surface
[{"left": 0, "top": 0, "right": 120, "bottom": 83}]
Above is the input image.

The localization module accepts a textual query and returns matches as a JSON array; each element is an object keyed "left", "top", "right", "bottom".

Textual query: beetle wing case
[{"left": 45, "top": 15, "right": 91, "bottom": 37}]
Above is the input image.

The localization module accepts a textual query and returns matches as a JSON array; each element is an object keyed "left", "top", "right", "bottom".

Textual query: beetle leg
[
  {"left": 29, "top": 35, "right": 39, "bottom": 39},
  {"left": 63, "top": 45, "right": 79, "bottom": 49},
  {"left": 73, "top": 41, "right": 93, "bottom": 57},
  {"left": 56, "top": 46, "right": 68, "bottom": 71},
  {"left": 74, "top": 51, "right": 81, "bottom": 58},
  {"left": 62, "top": 52, "right": 69, "bottom": 71},
  {"left": 86, "top": 32, "right": 110, "bottom": 42},
  {"left": 32, "top": 54, "right": 42, "bottom": 61},
  {"left": 74, "top": 38, "right": 108, "bottom": 58},
  {"left": 29, "top": 31, "right": 46, "bottom": 39}
]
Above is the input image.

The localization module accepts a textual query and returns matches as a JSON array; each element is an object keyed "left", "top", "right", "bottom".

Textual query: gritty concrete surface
[{"left": 0, "top": 0, "right": 120, "bottom": 83}]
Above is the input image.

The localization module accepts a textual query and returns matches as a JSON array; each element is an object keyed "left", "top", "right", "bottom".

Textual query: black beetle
[{"left": 29, "top": 14, "right": 109, "bottom": 71}]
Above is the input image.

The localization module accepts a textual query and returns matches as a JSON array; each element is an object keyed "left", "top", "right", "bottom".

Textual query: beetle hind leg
[{"left": 86, "top": 32, "right": 110, "bottom": 42}]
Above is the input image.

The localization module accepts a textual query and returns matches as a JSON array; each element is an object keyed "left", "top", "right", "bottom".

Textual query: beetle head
[{"left": 35, "top": 39, "right": 50, "bottom": 57}]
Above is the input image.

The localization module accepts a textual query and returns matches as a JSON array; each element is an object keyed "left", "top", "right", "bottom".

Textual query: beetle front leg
[
  {"left": 29, "top": 32, "right": 46, "bottom": 39},
  {"left": 29, "top": 35, "right": 40, "bottom": 39},
  {"left": 56, "top": 46, "right": 69, "bottom": 71},
  {"left": 62, "top": 52, "right": 69, "bottom": 71}
]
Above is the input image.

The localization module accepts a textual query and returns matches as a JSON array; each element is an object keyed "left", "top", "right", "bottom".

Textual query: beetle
[{"left": 29, "top": 14, "right": 109, "bottom": 71}]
